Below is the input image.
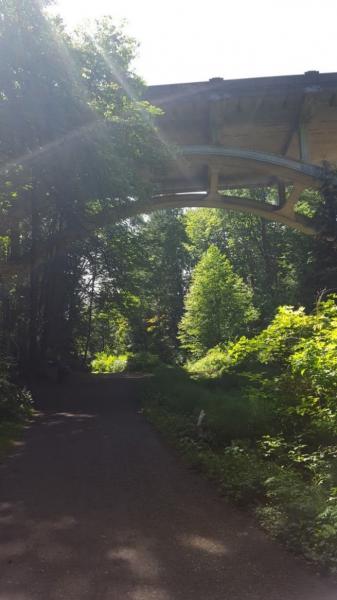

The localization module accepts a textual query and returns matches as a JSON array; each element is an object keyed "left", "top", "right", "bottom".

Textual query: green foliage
[
  {"left": 0, "top": 356, "right": 32, "bottom": 422},
  {"left": 142, "top": 297, "right": 337, "bottom": 571},
  {"left": 257, "top": 471, "right": 337, "bottom": 570},
  {"left": 189, "top": 298, "right": 337, "bottom": 440},
  {"left": 199, "top": 446, "right": 277, "bottom": 504},
  {"left": 0, "top": 359, "right": 33, "bottom": 459},
  {"left": 84, "top": 309, "right": 132, "bottom": 358},
  {"left": 91, "top": 350, "right": 161, "bottom": 373},
  {"left": 187, "top": 346, "right": 233, "bottom": 378},
  {"left": 188, "top": 304, "right": 314, "bottom": 376},
  {"left": 289, "top": 298, "right": 337, "bottom": 398},
  {"left": 138, "top": 210, "right": 187, "bottom": 360},
  {"left": 179, "top": 246, "right": 258, "bottom": 357},
  {"left": 91, "top": 352, "right": 128, "bottom": 373},
  {"left": 143, "top": 366, "right": 275, "bottom": 443},
  {"left": 0, "top": 2, "right": 168, "bottom": 369},
  {"left": 184, "top": 205, "right": 314, "bottom": 323},
  {"left": 3, "top": 0, "right": 337, "bottom": 573},
  {"left": 127, "top": 352, "right": 161, "bottom": 372},
  {"left": 0, "top": 378, "right": 32, "bottom": 421}
]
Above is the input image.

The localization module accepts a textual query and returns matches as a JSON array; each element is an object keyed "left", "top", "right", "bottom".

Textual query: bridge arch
[{"left": 133, "top": 71, "right": 337, "bottom": 238}]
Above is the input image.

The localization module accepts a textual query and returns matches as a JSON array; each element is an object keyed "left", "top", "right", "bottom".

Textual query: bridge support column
[{"left": 207, "top": 167, "right": 219, "bottom": 200}]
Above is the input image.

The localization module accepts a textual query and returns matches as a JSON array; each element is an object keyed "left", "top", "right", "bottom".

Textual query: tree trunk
[
  {"left": 83, "top": 257, "right": 97, "bottom": 365},
  {"left": 260, "top": 218, "right": 275, "bottom": 290},
  {"left": 28, "top": 186, "right": 39, "bottom": 368}
]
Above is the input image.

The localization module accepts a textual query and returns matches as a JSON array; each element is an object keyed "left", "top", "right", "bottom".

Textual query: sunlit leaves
[{"left": 179, "top": 245, "right": 258, "bottom": 357}]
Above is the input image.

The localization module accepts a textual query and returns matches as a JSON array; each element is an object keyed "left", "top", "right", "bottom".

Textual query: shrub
[
  {"left": 186, "top": 346, "right": 231, "bottom": 378},
  {"left": 0, "top": 378, "right": 32, "bottom": 422},
  {"left": 187, "top": 305, "right": 314, "bottom": 378},
  {"left": 91, "top": 352, "right": 128, "bottom": 373},
  {"left": 144, "top": 366, "right": 276, "bottom": 444},
  {"left": 141, "top": 297, "right": 337, "bottom": 571},
  {"left": 127, "top": 352, "right": 161, "bottom": 372},
  {"left": 91, "top": 351, "right": 162, "bottom": 374},
  {"left": 187, "top": 299, "right": 337, "bottom": 441},
  {"left": 256, "top": 470, "right": 337, "bottom": 567}
]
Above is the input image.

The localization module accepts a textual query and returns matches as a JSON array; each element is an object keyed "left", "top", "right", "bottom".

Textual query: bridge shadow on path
[{"left": 0, "top": 374, "right": 337, "bottom": 600}]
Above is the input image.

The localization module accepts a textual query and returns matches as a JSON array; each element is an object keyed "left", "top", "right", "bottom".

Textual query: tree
[
  {"left": 178, "top": 246, "right": 258, "bottom": 357},
  {"left": 83, "top": 210, "right": 188, "bottom": 362},
  {"left": 137, "top": 210, "right": 187, "bottom": 359},
  {"left": 0, "top": 3, "right": 166, "bottom": 370},
  {"left": 184, "top": 206, "right": 314, "bottom": 322}
]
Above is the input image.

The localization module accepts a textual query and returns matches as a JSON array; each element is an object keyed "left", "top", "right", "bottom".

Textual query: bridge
[{"left": 136, "top": 70, "right": 337, "bottom": 235}]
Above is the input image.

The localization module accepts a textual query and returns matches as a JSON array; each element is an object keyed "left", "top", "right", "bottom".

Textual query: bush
[
  {"left": 127, "top": 352, "right": 161, "bottom": 372},
  {"left": 256, "top": 470, "right": 337, "bottom": 567},
  {"left": 186, "top": 346, "right": 231, "bottom": 378},
  {"left": 187, "top": 305, "right": 314, "bottom": 378},
  {"left": 91, "top": 352, "right": 128, "bottom": 373},
  {"left": 91, "top": 351, "right": 162, "bottom": 374},
  {"left": 143, "top": 366, "right": 276, "bottom": 444},
  {"left": 140, "top": 296, "right": 337, "bottom": 571},
  {"left": 0, "top": 374, "right": 32, "bottom": 459},
  {"left": 198, "top": 445, "right": 278, "bottom": 504},
  {"left": 187, "top": 299, "right": 337, "bottom": 441},
  {"left": 142, "top": 373, "right": 337, "bottom": 569},
  {"left": 0, "top": 378, "right": 32, "bottom": 422}
]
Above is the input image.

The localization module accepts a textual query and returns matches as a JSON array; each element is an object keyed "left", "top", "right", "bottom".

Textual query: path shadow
[{"left": 0, "top": 375, "right": 336, "bottom": 600}]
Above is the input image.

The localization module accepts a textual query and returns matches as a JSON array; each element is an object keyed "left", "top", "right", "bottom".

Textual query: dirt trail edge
[{"left": 1, "top": 375, "right": 336, "bottom": 600}]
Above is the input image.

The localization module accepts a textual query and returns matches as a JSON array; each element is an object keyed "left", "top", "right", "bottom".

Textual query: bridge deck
[{"left": 142, "top": 72, "right": 337, "bottom": 234}]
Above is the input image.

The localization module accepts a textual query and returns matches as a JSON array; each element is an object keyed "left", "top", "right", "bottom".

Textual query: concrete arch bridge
[{"left": 110, "top": 71, "right": 337, "bottom": 236}]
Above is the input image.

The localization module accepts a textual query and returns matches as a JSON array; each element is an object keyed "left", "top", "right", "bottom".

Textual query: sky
[{"left": 51, "top": 0, "right": 337, "bottom": 85}]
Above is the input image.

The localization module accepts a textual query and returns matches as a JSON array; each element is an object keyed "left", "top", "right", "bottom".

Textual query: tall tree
[
  {"left": 184, "top": 207, "right": 314, "bottom": 322},
  {"left": 137, "top": 210, "right": 187, "bottom": 359},
  {"left": 83, "top": 210, "right": 187, "bottom": 362},
  {"left": 179, "top": 246, "right": 258, "bottom": 358},
  {"left": 0, "top": 2, "right": 166, "bottom": 369}
]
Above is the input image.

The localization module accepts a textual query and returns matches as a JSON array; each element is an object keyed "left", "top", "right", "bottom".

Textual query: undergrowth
[
  {"left": 141, "top": 298, "right": 337, "bottom": 573},
  {"left": 0, "top": 368, "right": 33, "bottom": 460},
  {"left": 91, "top": 351, "right": 162, "bottom": 373}
]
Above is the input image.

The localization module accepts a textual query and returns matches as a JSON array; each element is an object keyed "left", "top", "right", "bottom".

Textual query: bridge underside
[
  {"left": 149, "top": 144, "right": 331, "bottom": 235},
  {"left": 139, "top": 72, "right": 337, "bottom": 236}
]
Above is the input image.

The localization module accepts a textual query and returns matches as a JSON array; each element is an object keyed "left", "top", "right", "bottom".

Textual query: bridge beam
[
  {"left": 180, "top": 145, "right": 330, "bottom": 186},
  {"left": 89, "top": 192, "right": 316, "bottom": 236},
  {"left": 86, "top": 144, "right": 332, "bottom": 236},
  {"left": 151, "top": 144, "right": 335, "bottom": 230}
]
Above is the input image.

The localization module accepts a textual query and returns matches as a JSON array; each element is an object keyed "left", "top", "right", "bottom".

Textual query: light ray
[
  {"left": 0, "top": 120, "right": 99, "bottom": 176},
  {"left": 86, "top": 28, "right": 190, "bottom": 183}
]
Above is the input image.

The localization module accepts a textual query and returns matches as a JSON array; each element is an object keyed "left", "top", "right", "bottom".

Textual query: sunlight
[
  {"left": 55, "top": 412, "right": 96, "bottom": 419},
  {"left": 107, "top": 545, "right": 162, "bottom": 580},
  {"left": 131, "top": 586, "right": 171, "bottom": 600},
  {"left": 86, "top": 28, "right": 190, "bottom": 181},
  {"left": 0, "top": 121, "right": 98, "bottom": 177},
  {"left": 50, "top": 515, "right": 77, "bottom": 530},
  {"left": 0, "top": 541, "right": 27, "bottom": 560},
  {"left": 2, "top": 1, "right": 337, "bottom": 595},
  {"left": 179, "top": 534, "right": 228, "bottom": 556}
]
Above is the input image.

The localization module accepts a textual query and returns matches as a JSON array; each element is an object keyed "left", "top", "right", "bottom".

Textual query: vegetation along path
[{"left": 0, "top": 375, "right": 336, "bottom": 600}]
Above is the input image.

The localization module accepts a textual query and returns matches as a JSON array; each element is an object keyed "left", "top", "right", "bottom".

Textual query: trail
[{"left": 0, "top": 375, "right": 336, "bottom": 600}]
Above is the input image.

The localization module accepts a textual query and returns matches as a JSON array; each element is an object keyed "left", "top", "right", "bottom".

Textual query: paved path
[{"left": 1, "top": 375, "right": 337, "bottom": 600}]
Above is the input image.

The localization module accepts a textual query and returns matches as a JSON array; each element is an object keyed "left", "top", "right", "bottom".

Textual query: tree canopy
[{"left": 179, "top": 245, "right": 258, "bottom": 357}]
